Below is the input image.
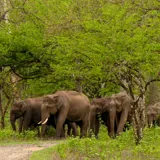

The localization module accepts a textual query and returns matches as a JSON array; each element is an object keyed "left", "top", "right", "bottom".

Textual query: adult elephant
[
  {"left": 90, "top": 92, "right": 132, "bottom": 138},
  {"left": 41, "top": 90, "right": 90, "bottom": 138},
  {"left": 10, "top": 97, "right": 77, "bottom": 137},
  {"left": 147, "top": 102, "right": 160, "bottom": 127}
]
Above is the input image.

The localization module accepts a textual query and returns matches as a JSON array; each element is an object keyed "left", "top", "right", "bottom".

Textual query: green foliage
[
  {"left": 0, "top": 0, "right": 159, "bottom": 97},
  {"left": 31, "top": 127, "right": 160, "bottom": 160},
  {"left": 0, "top": 0, "right": 160, "bottom": 148},
  {"left": 0, "top": 129, "right": 39, "bottom": 141}
]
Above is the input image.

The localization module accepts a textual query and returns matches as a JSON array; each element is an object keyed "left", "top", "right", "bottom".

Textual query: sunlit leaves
[{"left": 0, "top": 0, "right": 160, "bottom": 96}]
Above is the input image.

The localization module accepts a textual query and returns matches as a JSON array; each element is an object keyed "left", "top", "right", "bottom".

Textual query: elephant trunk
[
  {"left": 41, "top": 104, "right": 50, "bottom": 137},
  {"left": 41, "top": 123, "right": 47, "bottom": 137},
  {"left": 10, "top": 112, "right": 16, "bottom": 131},
  {"left": 41, "top": 103, "right": 50, "bottom": 124}
]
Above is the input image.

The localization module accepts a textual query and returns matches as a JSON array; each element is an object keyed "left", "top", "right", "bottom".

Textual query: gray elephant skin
[
  {"left": 10, "top": 97, "right": 43, "bottom": 133},
  {"left": 90, "top": 92, "right": 131, "bottom": 138},
  {"left": 41, "top": 90, "right": 91, "bottom": 138},
  {"left": 10, "top": 97, "right": 77, "bottom": 137}
]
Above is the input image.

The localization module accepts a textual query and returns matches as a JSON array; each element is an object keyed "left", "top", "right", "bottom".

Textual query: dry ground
[{"left": 0, "top": 141, "right": 59, "bottom": 160}]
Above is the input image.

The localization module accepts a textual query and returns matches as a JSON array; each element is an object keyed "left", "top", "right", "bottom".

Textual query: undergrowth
[
  {"left": 51, "top": 126, "right": 160, "bottom": 160},
  {"left": 1, "top": 125, "right": 160, "bottom": 160},
  {"left": 0, "top": 129, "right": 39, "bottom": 142}
]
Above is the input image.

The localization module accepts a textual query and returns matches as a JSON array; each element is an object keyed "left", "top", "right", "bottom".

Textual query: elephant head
[
  {"left": 41, "top": 95, "right": 62, "bottom": 125},
  {"left": 147, "top": 103, "right": 160, "bottom": 127},
  {"left": 89, "top": 97, "right": 111, "bottom": 137},
  {"left": 111, "top": 92, "right": 131, "bottom": 112},
  {"left": 91, "top": 98, "right": 111, "bottom": 114},
  {"left": 10, "top": 100, "right": 27, "bottom": 131}
]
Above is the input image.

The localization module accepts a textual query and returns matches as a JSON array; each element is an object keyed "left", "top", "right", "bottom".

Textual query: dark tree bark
[{"left": 132, "top": 95, "right": 146, "bottom": 145}]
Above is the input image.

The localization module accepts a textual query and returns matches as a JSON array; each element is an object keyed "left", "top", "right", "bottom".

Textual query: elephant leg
[
  {"left": 115, "top": 113, "right": 120, "bottom": 131},
  {"left": 109, "top": 108, "right": 116, "bottom": 138},
  {"left": 80, "top": 121, "right": 87, "bottom": 138},
  {"left": 89, "top": 113, "right": 96, "bottom": 137},
  {"left": 60, "top": 125, "right": 65, "bottom": 138},
  {"left": 18, "top": 117, "right": 23, "bottom": 133},
  {"left": 37, "top": 127, "right": 40, "bottom": 137},
  {"left": 56, "top": 110, "right": 68, "bottom": 138},
  {"left": 147, "top": 115, "right": 150, "bottom": 127},
  {"left": 67, "top": 124, "right": 71, "bottom": 136},
  {"left": 116, "top": 109, "right": 129, "bottom": 135},
  {"left": 104, "top": 112, "right": 111, "bottom": 135},
  {"left": 22, "top": 111, "right": 31, "bottom": 132},
  {"left": 80, "top": 113, "right": 89, "bottom": 138},
  {"left": 157, "top": 118, "right": 160, "bottom": 127},
  {"left": 95, "top": 118, "right": 100, "bottom": 138},
  {"left": 68, "top": 122, "right": 78, "bottom": 137},
  {"left": 72, "top": 124, "right": 78, "bottom": 137}
]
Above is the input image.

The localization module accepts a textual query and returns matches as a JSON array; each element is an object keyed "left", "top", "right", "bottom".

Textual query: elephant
[
  {"left": 147, "top": 102, "right": 160, "bottom": 127},
  {"left": 10, "top": 97, "right": 78, "bottom": 137},
  {"left": 41, "top": 90, "right": 90, "bottom": 138},
  {"left": 10, "top": 97, "right": 43, "bottom": 133},
  {"left": 89, "top": 98, "right": 110, "bottom": 138},
  {"left": 89, "top": 92, "right": 132, "bottom": 138}
]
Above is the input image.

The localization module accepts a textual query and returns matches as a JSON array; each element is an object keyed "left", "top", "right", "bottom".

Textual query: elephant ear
[
  {"left": 43, "top": 96, "right": 51, "bottom": 105},
  {"left": 91, "top": 99, "right": 100, "bottom": 113},
  {"left": 52, "top": 95, "right": 62, "bottom": 109},
  {"left": 112, "top": 92, "right": 127, "bottom": 106},
  {"left": 18, "top": 101, "right": 27, "bottom": 113},
  {"left": 112, "top": 95, "right": 122, "bottom": 106}
]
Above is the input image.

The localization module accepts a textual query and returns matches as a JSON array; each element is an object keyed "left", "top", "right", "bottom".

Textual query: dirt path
[{"left": 0, "top": 141, "right": 60, "bottom": 160}]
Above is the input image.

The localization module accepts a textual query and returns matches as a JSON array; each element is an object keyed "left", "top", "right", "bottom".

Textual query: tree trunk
[
  {"left": 0, "top": 88, "right": 3, "bottom": 128},
  {"left": 0, "top": 67, "right": 3, "bottom": 128},
  {"left": 1, "top": 115, "right": 5, "bottom": 129},
  {"left": 132, "top": 95, "right": 146, "bottom": 145}
]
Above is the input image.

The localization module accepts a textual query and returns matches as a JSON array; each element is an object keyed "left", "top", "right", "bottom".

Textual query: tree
[{"left": 0, "top": 0, "right": 160, "bottom": 144}]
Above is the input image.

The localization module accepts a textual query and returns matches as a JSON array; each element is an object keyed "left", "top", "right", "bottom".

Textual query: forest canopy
[
  {"left": 0, "top": 0, "right": 160, "bottom": 97},
  {"left": 0, "top": 0, "right": 160, "bottom": 145}
]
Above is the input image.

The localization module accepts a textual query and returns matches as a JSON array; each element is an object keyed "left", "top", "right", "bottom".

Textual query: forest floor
[{"left": 0, "top": 140, "right": 60, "bottom": 160}]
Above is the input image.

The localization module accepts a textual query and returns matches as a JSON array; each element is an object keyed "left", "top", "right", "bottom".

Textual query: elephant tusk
[
  {"left": 38, "top": 121, "right": 42, "bottom": 124},
  {"left": 42, "top": 118, "right": 48, "bottom": 124}
]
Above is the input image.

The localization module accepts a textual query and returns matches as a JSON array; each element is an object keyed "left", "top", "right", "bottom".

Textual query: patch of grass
[
  {"left": 0, "top": 128, "right": 40, "bottom": 145},
  {"left": 30, "top": 145, "right": 59, "bottom": 160},
  {"left": 1, "top": 125, "right": 160, "bottom": 159},
  {"left": 30, "top": 140, "right": 64, "bottom": 160},
  {"left": 30, "top": 126, "right": 160, "bottom": 160}
]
